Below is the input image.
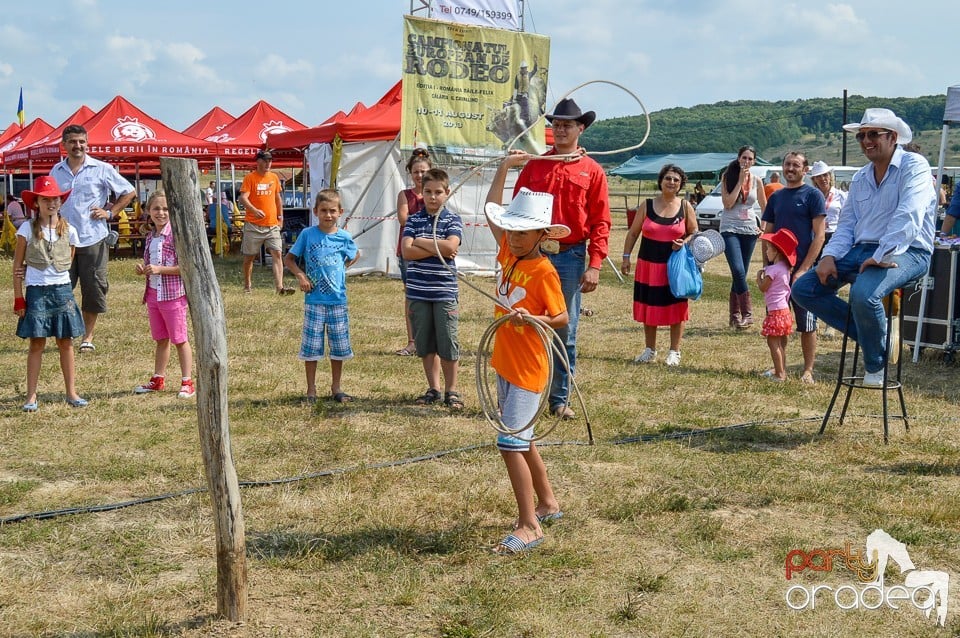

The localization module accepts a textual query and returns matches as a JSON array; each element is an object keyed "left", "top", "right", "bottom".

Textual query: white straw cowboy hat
[
  {"left": 484, "top": 188, "right": 570, "bottom": 239},
  {"left": 689, "top": 229, "right": 725, "bottom": 267},
  {"left": 808, "top": 161, "right": 831, "bottom": 178},
  {"left": 842, "top": 108, "right": 913, "bottom": 144}
]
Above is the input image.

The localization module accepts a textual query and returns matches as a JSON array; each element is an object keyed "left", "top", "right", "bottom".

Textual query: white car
[{"left": 694, "top": 183, "right": 725, "bottom": 232}]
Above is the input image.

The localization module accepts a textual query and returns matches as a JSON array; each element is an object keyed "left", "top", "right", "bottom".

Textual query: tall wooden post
[{"left": 160, "top": 157, "right": 247, "bottom": 620}]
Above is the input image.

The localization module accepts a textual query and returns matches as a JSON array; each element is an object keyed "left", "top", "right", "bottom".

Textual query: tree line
[{"left": 583, "top": 94, "right": 949, "bottom": 167}]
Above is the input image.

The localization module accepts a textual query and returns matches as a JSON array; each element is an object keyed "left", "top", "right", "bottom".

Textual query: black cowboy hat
[{"left": 544, "top": 98, "right": 596, "bottom": 129}]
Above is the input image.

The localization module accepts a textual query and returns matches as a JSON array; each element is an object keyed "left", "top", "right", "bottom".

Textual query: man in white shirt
[
  {"left": 50, "top": 124, "right": 137, "bottom": 352},
  {"left": 792, "top": 108, "right": 937, "bottom": 386}
]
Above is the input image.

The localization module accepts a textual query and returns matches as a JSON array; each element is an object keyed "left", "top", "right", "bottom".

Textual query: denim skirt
[{"left": 16, "top": 284, "right": 85, "bottom": 340}]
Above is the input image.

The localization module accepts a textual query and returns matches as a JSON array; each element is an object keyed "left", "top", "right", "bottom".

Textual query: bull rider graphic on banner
[{"left": 401, "top": 15, "right": 550, "bottom": 155}]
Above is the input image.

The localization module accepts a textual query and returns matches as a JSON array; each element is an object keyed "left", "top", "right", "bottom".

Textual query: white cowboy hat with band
[
  {"left": 484, "top": 188, "right": 570, "bottom": 239},
  {"left": 842, "top": 108, "right": 913, "bottom": 144}
]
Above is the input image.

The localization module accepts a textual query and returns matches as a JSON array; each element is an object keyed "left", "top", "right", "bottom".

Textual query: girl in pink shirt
[
  {"left": 756, "top": 228, "right": 798, "bottom": 382},
  {"left": 133, "top": 191, "right": 194, "bottom": 398}
]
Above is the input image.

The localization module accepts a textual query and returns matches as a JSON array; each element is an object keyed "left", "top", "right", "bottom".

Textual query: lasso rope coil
[{"left": 423, "top": 80, "right": 651, "bottom": 443}]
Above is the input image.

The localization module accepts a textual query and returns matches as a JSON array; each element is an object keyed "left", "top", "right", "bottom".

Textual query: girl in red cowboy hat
[
  {"left": 12, "top": 176, "right": 88, "bottom": 411},
  {"left": 756, "top": 228, "right": 798, "bottom": 382}
]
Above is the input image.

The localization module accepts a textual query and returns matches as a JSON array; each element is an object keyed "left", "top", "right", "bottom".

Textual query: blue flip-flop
[
  {"left": 66, "top": 397, "right": 89, "bottom": 408},
  {"left": 493, "top": 533, "right": 544, "bottom": 555},
  {"left": 537, "top": 510, "right": 564, "bottom": 525},
  {"left": 22, "top": 401, "right": 38, "bottom": 412}
]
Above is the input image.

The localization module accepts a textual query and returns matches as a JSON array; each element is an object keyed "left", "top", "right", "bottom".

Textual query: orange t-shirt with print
[
  {"left": 490, "top": 237, "right": 567, "bottom": 393},
  {"left": 241, "top": 171, "right": 282, "bottom": 226}
]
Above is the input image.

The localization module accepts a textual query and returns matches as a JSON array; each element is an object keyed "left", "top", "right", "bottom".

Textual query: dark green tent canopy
[{"left": 610, "top": 153, "right": 773, "bottom": 181}]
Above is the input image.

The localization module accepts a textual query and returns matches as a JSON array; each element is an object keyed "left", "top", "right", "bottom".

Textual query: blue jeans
[
  {"left": 545, "top": 244, "right": 585, "bottom": 410},
  {"left": 721, "top": 232, "right": 758, "bottom": 294},
  {"left": 791, "top": 244, "right": 930, "bottom": 373}
]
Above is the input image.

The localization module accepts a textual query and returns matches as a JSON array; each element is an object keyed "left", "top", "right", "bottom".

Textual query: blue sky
[{"left": 0, "top": 0, "right": 955, "bottom": 133}]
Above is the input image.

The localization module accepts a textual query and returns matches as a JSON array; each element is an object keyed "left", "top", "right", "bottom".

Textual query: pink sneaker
[
  {"left": 135, "top": 375, "right": 165, "bottom": 394},
  {"left": 178, "top": 379, "right": 196, "bottom": 399}
]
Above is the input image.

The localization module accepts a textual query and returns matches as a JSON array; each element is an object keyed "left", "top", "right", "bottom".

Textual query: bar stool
[{"left": 819, "top": 288, "right": 911, "bottom": 443}]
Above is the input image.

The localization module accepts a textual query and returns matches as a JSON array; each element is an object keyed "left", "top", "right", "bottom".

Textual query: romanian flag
[{"left": 17, "top": 88, "right": 24, "bottom": 127}]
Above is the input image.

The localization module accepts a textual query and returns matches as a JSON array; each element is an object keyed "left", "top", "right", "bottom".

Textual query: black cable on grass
[
  {"left": 0, "top": 443, "right": 491, "bottom": 525},
  {"left": 3, "top": 415, "right": 956, "bottom": 526},
  {"left": 611, "top": 416, "right": 824, "bottom": 445}
]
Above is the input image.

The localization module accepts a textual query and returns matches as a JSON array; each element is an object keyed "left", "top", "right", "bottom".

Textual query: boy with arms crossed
[{"left": 401, "top": 168, "right": 464, "bottom": 409}]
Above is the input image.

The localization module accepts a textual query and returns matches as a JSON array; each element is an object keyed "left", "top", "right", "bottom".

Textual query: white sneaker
[
  {"left": 665, "top": 350, "right": 681, "bottom": 367},
  {"left": 862, "top": 370, "right": 885, "bottom": 387},
  {"left": 633, "top": 347, "right": 657, "bottom": 363}
]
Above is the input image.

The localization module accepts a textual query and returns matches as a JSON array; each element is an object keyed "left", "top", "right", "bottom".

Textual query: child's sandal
[
  {"left": 444, "top": 391, "right": 464, "bottom": 410},
  {"left": 415, "top": 388, "right": 442, "bottom": 405}
]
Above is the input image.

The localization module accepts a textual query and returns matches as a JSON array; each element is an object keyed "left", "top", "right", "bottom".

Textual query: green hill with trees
[{"left": 584, "top": 94, "right": 959, "bottom": 169}]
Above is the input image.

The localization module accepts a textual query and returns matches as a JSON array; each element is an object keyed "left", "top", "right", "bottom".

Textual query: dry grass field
[{"left": 1, "top": 218, "right": 959, "bottom": 637}]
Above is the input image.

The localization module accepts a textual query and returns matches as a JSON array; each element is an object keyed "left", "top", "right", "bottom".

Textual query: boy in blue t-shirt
[
  {"left": 283, "top": 189, "right": 359, "bottom": 403},
  {"left": 400, "top": 168, "right": 464, "bottom": 409}
]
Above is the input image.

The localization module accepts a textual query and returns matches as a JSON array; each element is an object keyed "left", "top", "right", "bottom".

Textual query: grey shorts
[
  {"left": 241, "top": 223, "right": 282, "bottom": 255},
  {"left": 70, "top": 239, "right": 109, "bottom": 314},
  {"left": 495, "top": 376, "right": 541, "bottom": 452},
  {"left": 409, "top": 299, "right": 460, "bottom": 360}
]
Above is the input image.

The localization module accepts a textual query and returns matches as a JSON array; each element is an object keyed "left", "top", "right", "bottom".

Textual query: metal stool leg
[
  {"left": 820, "top": 289, "right": 911, "bottom": 443},
  {"left": 821, "top": 308, "right": 855, "bottom": 435}
]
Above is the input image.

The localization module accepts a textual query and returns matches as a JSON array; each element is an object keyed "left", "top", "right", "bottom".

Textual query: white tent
[
  {"left": 910, "top": 85, "right": 960, "bottom": 360},
  {"left": 270, "top": 82, "right": 501, "bottom": 277}
]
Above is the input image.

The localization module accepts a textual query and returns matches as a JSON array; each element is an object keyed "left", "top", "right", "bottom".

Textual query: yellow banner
[{"left": 401, "top": 16, "right": 550, "bottom": 155}]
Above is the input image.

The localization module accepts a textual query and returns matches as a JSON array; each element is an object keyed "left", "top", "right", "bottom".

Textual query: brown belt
[{"left": 557, "top": 241, "right": 585, "bottom": 252}]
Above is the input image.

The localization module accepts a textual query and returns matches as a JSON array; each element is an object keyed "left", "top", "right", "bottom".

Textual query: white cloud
[
  {"left": 253, "top": 54, "right": 314, "bottom": 88},
  {"left": 780, "top": 3, "right": 867, "bottom": 39}
]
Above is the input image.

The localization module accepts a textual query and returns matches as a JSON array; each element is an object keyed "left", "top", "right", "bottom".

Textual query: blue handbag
[{"left": 667, "top": 244, "right": 703, "bottom": 300}]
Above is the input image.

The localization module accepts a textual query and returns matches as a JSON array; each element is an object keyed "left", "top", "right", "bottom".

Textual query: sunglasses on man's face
[{"left": 855, "top": 130, "right": 891, "bottom": 142}]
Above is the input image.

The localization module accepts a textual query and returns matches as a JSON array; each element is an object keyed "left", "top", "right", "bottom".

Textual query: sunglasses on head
[
  {"left": 412, "top": 148, "right": 429, "bottom": 157},
  {"left": 855, "top": 130, "right": 891, "bottom": 142}
]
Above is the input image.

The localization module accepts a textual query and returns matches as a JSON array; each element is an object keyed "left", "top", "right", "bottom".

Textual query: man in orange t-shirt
[
  {"left": 764, "top": 171, "right": 785, "bottom": 200},
  {"left": 239, "top": 149, "right": 292, "bottom": 294}
]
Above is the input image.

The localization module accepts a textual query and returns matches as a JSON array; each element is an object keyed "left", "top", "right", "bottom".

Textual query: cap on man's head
[{"left": 255, "top": 149, "right": 273, "bottom": 161}]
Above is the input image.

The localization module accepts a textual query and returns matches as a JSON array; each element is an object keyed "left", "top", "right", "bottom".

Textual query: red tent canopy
[
  {"left": 1, "top": 106, "right": 97, "bottom": 167},
  {"left": 0, "top": 122, "right": 23, "bottom": 150},
  {"left": 270, "top": 82, "right": 402, "bottom": 149},
  {"left": 182, "top": 106, "right": 235, "bottom": 139},
  {"left": 41, "top": 105, "right": 96, "bottom": 144},
  {"left": 0, "top": 118, "right": 54, "bottom": 162},
  {"left": 7, "top": 96, "right": 216, "bottom": 167},
  {"left": 206, "top": 100, "right": 306, "bottom": 162}
]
